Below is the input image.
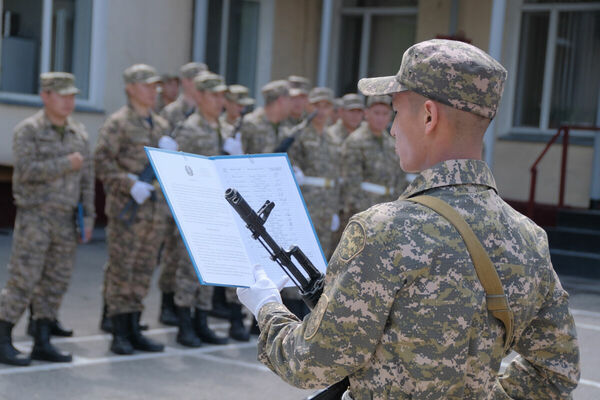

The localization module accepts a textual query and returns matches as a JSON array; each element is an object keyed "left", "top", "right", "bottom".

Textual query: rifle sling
[{"left": 407, "top": 195, "right": 514, "bottom": 353}]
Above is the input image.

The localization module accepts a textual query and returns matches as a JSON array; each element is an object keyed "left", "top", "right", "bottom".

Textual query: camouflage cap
[
  {"left": 288, "top": 75, "right": 311, "bottom": 96},
  {"left": 161, "top": 72, "right": 179, "bottom": 81},
  {"left": 333, "top": 98, "right": 343, "bottom": 109},
  {"left": 180, "top": 62, "right": 208, "bottom": 79},
  {"left": 123, "top": 64, "right": 161, "bottom": 85},
  {"left": 357, "top": 39, "right": 507, "bottom": 119},
  {"left": 366, "top": 95, "right": 392, "bottom": 108},
  {"left": 262, "top": 80, "right": 290, "bottom": 104},
  {"left": 40, "top": 72, "right": 79, "bottom": 95},
  {"left": 194, "top": 72, "right": 227, "bottom": 92},
  {"left": 225, "top": 84, "right": 255, "bottom": 106},
  {"left": 308, "top": 87, "right": 334, "bottom": 104},
  {"left": 341, "top": 93, "right": 364, "bottom": 110}
]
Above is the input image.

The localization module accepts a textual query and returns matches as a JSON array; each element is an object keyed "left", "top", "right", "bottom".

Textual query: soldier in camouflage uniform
[
  {"left": 154, "top": 72, "right": 179, "bottom": 113},
  {"left": 219, "top": 85, "right": 254, "bottom": 157},
  {"left": 0, "top": 73, "right": 95, "bottom": 366},
  {"left": 282, "top": 75, "right": 310, "bottom": 129},
  {"left": 95, "top": 64, "right": 172, "bottom": 355},
  {"left": 168, "top": 73, "right": 235, "bottom": 346},
  {"left": 328, "top": 94, "right": 364, "bottom": 143},
  {"left": 240, "top": 80, "right": 291, "bottom": 154},
  {"left": 341, "top": 95, "right": 407, "bottom": 221},
  {"left": 237, "top": 39, "right": 580, "bottom": 399},
  {"left": 156, "top": 62, "right": 207, "bottom": 327},
  {"left": 160, "top": 62, "right": 207, "bottom": 130}
]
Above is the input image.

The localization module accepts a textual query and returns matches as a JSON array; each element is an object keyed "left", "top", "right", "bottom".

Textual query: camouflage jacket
[
  {"left": 219, "top": 113, "right": 239, "bottom": 141},
  {"left": 341, "top": 122, "right": 407, "bottom": 216},
  {"left": 174, "top": 112, "right": 222, "bottom": 156},
  {"left": 94, "top": 105, "right": 169, "bottom": 219},
  {"left": 257, "top": 159, "right": 580, "bottom": 399},
  {"left": 160, "top": 95, "right": 196, "bottom": 132},
  {"left": 327, "top": 119, "right": 350, "bottom": 143},
  {"left": 240, "top": 108, "right": 288, "bottom": 154},
  {"left": 12, "top": 110, "right": 95, "bottom": 228}
]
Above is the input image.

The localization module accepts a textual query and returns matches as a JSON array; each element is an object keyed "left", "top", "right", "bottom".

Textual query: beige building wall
[
  {"left": 0, "top": 0, "right": 193, "bottom": 167},
  {"left": 271, "top": 0, "right": 321, "bottom": 84},
  {"left": 494, "top": 141, "right": 593, "bottom": 208},
  {"left": 416, "top": 0, "right": 451, "bottom": 42}
]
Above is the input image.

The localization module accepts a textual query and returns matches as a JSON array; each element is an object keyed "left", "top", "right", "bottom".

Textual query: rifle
[
  {"left": 118, "top": 164, "right": 157, "bottom": 226},
  {"left": 224, "top": 188, "right": 349, "bottom": 399},
  {"left": 273, "top": 110, "right": 317, "bottom": 153}
]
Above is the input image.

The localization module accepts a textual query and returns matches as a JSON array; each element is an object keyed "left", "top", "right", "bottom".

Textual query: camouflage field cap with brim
[
  {"left": 366, "top": 95, "right": 392, "bottom": 108},
  {"left": 288, "top": 75, "right": 311, "bottom": 90},
  {"left": 289, "top": 87, "right": 308, "bottom": 97},
  {"left": 123, "top": 64, "right": 162, "bottom": 85},
  {"left": 262, "top": 80, "right": 290, "bottom": 104},
  {"left": 341, "top": 93, "right": 364, "bottom": 110},
  {"left": 160, "top": 72, "right": 179, "bottom": 82},
  {"left": 225, "top": 84, "right": 255, "bottom": 106},
  {"left": 357, "top": 39, "right": 507, "bottom": 119},
  {"left": 308, "top": 87, "right": 334, "bottom": 104},
  {"left": 40, "top": 72, "right": 79, "bottom": 95},
  {"left": 180, "top": 62, "right": 208, "bottom": 79},
  {"left": 194, "top": 72, "right": 227, "bottom": 92}
]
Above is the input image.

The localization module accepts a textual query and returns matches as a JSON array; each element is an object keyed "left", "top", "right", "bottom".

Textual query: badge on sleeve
[
  {"left": 337, "top": 221, "right": 366, "bottom": 262},
  {"left": 304, "top": 294, "right": 329, "bottom": 341}
]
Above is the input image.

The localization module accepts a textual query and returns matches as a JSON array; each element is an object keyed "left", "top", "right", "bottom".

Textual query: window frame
[
  {"left": 0, "top": 0, "right": 107, "bottom": 112},
  {"left": 506, "top": 1, "right": 600, "bottom": 138}
]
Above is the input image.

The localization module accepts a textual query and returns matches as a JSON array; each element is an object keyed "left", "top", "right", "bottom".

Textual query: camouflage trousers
[
  {"left": 0, "top": 207, "right": 77, "bottom": 324},
  {"left": 302, "top": 186, "right": 338, "bottom": 259},
  {"left": 173, "top": 232, "right": 212, "bottom": 310},
  {"left": 103, "top": 210, "right": 167, "bottom": 317},
  {"left": 157, "top": 217, "right": 178, "bottom": 293}
]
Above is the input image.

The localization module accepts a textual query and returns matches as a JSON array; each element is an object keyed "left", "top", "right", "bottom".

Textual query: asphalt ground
[{"left": 0, "top": 228, "right": 598, "bottom": 399}]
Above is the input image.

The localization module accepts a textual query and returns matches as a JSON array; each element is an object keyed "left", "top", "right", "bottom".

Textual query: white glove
[
  {"left": 293, "top": 165, "right": 305, "bottom": 186},
  {"left": 158, "top": 135, "right": 178, "bottom": 151},
  {"left": 130, "top": 181, "right": 155, "bottom": 205},
  {"left": 223, "top": 132, "right": 244, "bottom": 155},
  {"left": 330, "top": 213, "right": 340, "bottom": 232},
  {"left": 237, "top": 264, "right": 289, "bottom": 317}
]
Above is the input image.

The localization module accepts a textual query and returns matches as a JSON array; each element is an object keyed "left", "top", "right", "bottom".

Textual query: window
[
  {"left": 513, "top": 2, "right": 600, "bottom": 131},
  {"left": 0, "top": 0, "right": 104, "bottom": 108},
  {"left": 204, "top": 0, "right": 260, "bottom": 94},
  {"left": 335, "top": 2, "right": 416, "bottom": 96}
]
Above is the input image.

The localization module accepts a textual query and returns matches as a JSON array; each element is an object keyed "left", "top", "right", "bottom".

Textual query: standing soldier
[
  {"left": 156, "top": 61, "right": 207, "bottom": 327},
  {"left": 241, "top": 80, "right": 291, "bottom": 155},
  {"left": 95, "top": 64, "right": 173, "bottom": 355},
  {"left": 170, "top": 73, "right": 231, "bottom": 346},
  {"left": 154, "top": 72, "right": 180, "bottom": 113},
  {"left": 341, "top": 95, "right": 408, "bottom": 219},
  {"left": 0, "top": 72, "right": 94, "bottom": 366},
  {"left": 285, "top": 87, "right": 342, "bottom": 318},
  {"left": 237, "top": 39, "right": 580, "bottom": 399},
  {"left": 328, "top": 93, "right": 364, "bottom": 142},
  {"left": 219, "top": 84, "right": 254, "bottom": 156},
  {"left": 283, "top": 75, "right": 310, "bottom": 128}
]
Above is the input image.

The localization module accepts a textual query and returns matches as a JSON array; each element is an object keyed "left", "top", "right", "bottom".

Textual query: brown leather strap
[{"left": 407, "top": 195, "right": 514, "bottom": 353}]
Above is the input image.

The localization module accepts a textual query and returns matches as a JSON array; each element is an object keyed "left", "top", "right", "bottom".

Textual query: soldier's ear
[{"left": 423, "top": 100, "right": 438, "bottom": 135}]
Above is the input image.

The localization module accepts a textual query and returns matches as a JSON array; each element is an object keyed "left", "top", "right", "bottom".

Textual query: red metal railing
[{"left": 528, "top": 125, "right": 600, "bottom": 217}]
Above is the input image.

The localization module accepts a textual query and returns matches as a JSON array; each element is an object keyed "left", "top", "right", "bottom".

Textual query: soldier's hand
[
  {"left": 130, "top": 181, "right": 155, "bottom": 205},
  {"left": 237, "top": 264, "right": 289, "bottom": 317},
  {"left": 222, "top": 132, "right": 244, "bottom": 155},
  {"left": 68, "top": 152, "right": 84, "bottom": 171}
]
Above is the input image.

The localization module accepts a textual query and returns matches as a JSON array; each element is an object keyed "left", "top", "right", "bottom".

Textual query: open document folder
[{"left": 145, "top": 147, "right": 327, "bottom": 288}]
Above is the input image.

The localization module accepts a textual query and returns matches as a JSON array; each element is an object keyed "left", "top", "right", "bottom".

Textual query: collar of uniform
[
  {"left": 399, "top": 159, "right": 497, "bottom": 199},
  {"left": 196, "top": 110, "right": 219, "bottom": 130},
  {"left": 177, "top": 94, "right": 196, "bottom": 114},
  {"left": 40, "top": 110, "right": 76, "bottom": 135},
  {"left": 126, "top": 104, "right": 155, "bottom": 128}
]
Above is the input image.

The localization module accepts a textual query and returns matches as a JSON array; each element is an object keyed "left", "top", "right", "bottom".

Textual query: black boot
[
  {"left": 0, "top": 320, "right": 30, "bottom": 366},
  {"left": 194, "top": 309, "right": 228, "bottom": 345},
  {"left": 176, "top": 307, "right": 202, "bottom": 348},
  {"left": 229, "top": 304, "right": 249, "bottom": 342},
  {"left": 209, "top": 287, "right": 231, "bottom": 319},
  {"left": 100, "top": 303, "right": 113, "bottom": 333},
  {"left": 129, "top": 312, "right": 164, "bottom": 352},
  {"left": 31, "top": 319, "right": 72, "bottom": 362},
  {"left": 28, "top": 315, "right": 73, "bottom": 337},
  {"left": 159, "top": 292, "right": 178, "bottom": 326},
  {"left": 110, "top": 313, "right": 134, "bottom": 355}
]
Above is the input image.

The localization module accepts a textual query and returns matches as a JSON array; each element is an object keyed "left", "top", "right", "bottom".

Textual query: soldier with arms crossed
[
  {"left": 237, "top": 39, "right": 580, "bottom": 399},
  {"left": 0, "top": 73, "right": 94, "bottom": 366}
]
